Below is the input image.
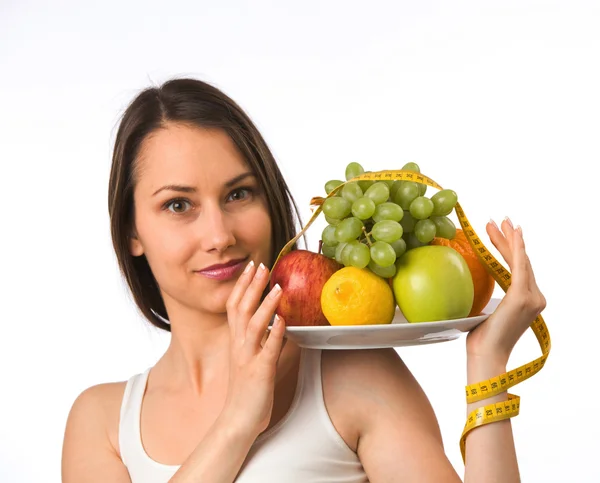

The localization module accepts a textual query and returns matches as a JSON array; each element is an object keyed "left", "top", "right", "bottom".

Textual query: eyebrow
[{"left": 152, "top": 172, "right": 256, "bottom": 197}]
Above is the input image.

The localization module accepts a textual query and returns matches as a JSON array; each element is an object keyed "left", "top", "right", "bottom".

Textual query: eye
[
  {"left": 227, "top": 187, "right": 254, "bottom": 202},
  {"left": 164, "top": 198, "right": 192, "bottom": 214}
]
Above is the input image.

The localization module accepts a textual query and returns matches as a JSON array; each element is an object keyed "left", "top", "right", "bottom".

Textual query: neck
[
  {"left": 154, "top": 300, "right": 231, "bottom": 395},
  {"left": 151, "top": 300, "right": 301, "bottom": 397}
]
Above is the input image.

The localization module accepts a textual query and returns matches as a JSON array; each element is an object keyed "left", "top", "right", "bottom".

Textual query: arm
[
  {"left": 346, "top": 351, "right": 513, "bottom": 482},
  {"left": 462, "top": 218, "right": 546, "bottom": 482},
  {"left": 170, "top": 260, "right": 288, "bottom": 482},
  {"left": 347, "top": 348, "right": 462, "bottom": 482},
  {"left": 463, "top": 356, "right": 518, "bottom": 483},
  {"left": 167, "top": 411, "right": 257, "bottom": 482},
  {"left": 168, "top": 261, "right": 288, "bottom": 481}
]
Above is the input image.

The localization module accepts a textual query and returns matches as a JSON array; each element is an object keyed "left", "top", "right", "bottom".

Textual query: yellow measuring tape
[{"left": 273, "top": 169, "right": 550, "bottom": 463}]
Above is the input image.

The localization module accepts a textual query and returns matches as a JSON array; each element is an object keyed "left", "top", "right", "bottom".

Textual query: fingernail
[
  {"left": 274, "top": 314, "right": 282, "bottom": 327},
  {"left": 489, "top": 218, "right": 498, "bottom": 229},
  {"left": 504, "top": 216, "right": 513, "bottom": 228},
  {"left": 516, "top": 225, "right": 523, "bottom": 236},
  {"left": 244, "top": 260, "right": 255, "bottom": 274},
  {"left": 258, "top": 262, "right": 267, "bottom": 272},
  {"left": 269, "top": 283, "right": 282, "bottom": 298}
]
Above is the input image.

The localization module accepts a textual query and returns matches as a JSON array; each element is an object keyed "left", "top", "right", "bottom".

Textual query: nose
[{"left": 198, "top": 202, "right": 236, "bottom": 254}]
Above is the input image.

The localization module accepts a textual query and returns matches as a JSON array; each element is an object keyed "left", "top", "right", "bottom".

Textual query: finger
[
  {"left": 261, "top": 315, "right": 286, "bottom": 365},
  {"left": 510, "top": 226, "right": 547, "bottom": 317},
  {"left": 227, "top": 260, "right": 256, "bottom": 308},
  {"left": 237, "top": 263, "right": 270, "bottom": 330},
  {"left": 246, "top": 283, "right": 283, "bottom": 349},
  {"left": 501, "top": 217, "right": 516, "bottom": 253},
  {"left": 517, "top": 226, "right": 540, "bottom": 290},
  {"left": 486, "top": 219, "right": 513, "bottom": 270},
  {"left": 509, "top": 225, "right": 529, "bottom": 291},
  {"left": 260, "top": 324, "right": 288, "bottom": 352}
]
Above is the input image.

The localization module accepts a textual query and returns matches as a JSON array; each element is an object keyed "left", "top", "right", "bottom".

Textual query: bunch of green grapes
[{"left": 320, "top": 161, "right": 458, "bottom": 278}]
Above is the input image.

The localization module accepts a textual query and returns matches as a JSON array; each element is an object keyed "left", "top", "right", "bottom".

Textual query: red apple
[{"left": 270, "top": 249, "right": 342, "bottom": 326}]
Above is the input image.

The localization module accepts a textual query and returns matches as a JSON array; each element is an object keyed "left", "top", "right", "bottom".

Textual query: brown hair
[{"left": 108, "top": 78, "right": 303, "bottom": 332}]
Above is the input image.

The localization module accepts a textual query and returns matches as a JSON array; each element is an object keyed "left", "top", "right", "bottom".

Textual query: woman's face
[{"left": 130, "top": 122, "right": 273, "bottom": 318}]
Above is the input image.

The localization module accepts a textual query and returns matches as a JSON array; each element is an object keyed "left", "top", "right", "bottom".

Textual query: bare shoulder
[
  {"left": 62, "top": 381, "right": 132, "bottom": 483},
  {"left": 74, "top": 380, "right": 128, "bottom": 406},
  {"left": 322, "top": 348, "right": 443, "bottom": 445},
  {"left": 323, "top": 347, "right": 407, "bottom": 380},
  {"left": 322, "top": 347, "right": 417, "bottom": 401},
  {"left": 67, "top": 381, "right": 127, "bottom": 438}
]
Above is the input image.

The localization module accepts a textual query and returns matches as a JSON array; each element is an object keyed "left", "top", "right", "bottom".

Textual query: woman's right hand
[{"left": 221, "top": 260, "right": 286, "bottom": 436}]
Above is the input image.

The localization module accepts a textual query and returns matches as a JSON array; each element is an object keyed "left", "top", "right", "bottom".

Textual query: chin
[{"left": 204, "top": 286, "right": 233, "bottom": 314}]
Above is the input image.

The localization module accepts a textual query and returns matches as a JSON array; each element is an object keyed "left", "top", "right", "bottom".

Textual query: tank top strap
[
  {"left": 118, "top": 368, "right": 151, "bottom": 469},
  {"left": 298, "top": 348, "right": 360, "bottom": 455},
  {"left": 300, "top": 348, "right": 328, "bottom": 410}
]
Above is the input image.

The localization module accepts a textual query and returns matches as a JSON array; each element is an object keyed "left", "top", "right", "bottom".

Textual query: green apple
[{"left": 392, "top": 245, "right": 474, "bottom": 323}]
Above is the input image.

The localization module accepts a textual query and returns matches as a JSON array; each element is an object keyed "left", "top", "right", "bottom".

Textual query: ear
[{"left": 129, "top": 229, "right": 144, "bottom": 257}]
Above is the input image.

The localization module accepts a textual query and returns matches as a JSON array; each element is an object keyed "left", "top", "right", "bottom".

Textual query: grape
[
  {"left": 322, "top": 245, "right": 336, "bottom": 258},
  {"left": 322, "top": 224, "right": 338, "bottom": 247},
  {"left": 409, "top": 196, "right": 434, "bottom": 220},
  {"left": 358, "top": 180, "right": 375, "bottom": 192},
  {"left": 372, "top": 220, "right": 403, "bottom": 243},
  {"left": 334, "top": 242, "right": 354, "bottom": 266},
  {"left": 400, "top": 210, "right": 416, "bottom": 233},
  {"left": 402, "top": 162, "right": 420, "bottom": 173},
  {"left": 335, "top": 242, "right": 348, "bottom": 264},
  {"left": 352, "top": 197, "right": 376, "bottom": 220},
  {"left": 404, "top": 232, "right": 427, "bottom": 250},
  {"left": 322, "top": 197, "right": 351, "bottom": 219},
  {"left": 431, "top": 216, "right": 457, "bottom": 239},
  {"left": 325, "top": 215, "right": 341, "bottom": 226},
  {"left": 341, "top": 243, "right": 354, "bottom": 266},
  {"left": 365, "top": 182, "right": 390, "bottom": 205},
  {"left": 431, "top": 189, "right": 458, "bottom": 216},
  {"left": 325, "top": 179, "right": 344, "bottom": 195},
  {"left": 368, "top": 260, "right": 397, "bottom": 278},
  {"left": 402, "top": 163, "right": 427, "bottom": 195},
  {"left": 358, "top": 173, "right": 374, "bottom": 192},
  {"left": 390, "top": 180, "right": 403, "bottom": 200},
  {"left": 390, "top": 238, "right": 407, "bottom": 258},
  {"left": 347, "top": 241, "right": 371, "bottom": 269},
  {"left": 370, "top": 241, "right": 396, "bottom": 267},
  {"left": 345, "top": 162, "right": 364, "bottom": 181},
  {"left": 414, "top": 219, "right": 437, "bottom": 243},
  {"left": 393, "top": 181, "right": 420, "bottom": 209},
  {"left": 382, "top": 179, "right": 395, "bottom": 188},
  {"left": 335, "top": 217, "right": 364, "bottom": 243},
  {"left": 373, "top": 202, "right": 404, "bottom": 223},
  {"left": 341, "top": 182, "right": 363, "bottom": 203}
]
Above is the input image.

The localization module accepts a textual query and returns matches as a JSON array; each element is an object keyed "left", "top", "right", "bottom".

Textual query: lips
[{"left": 195, "top": 257, "right": 249, "bottom": 281}]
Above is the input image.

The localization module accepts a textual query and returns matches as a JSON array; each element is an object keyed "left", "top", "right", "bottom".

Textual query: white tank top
[{"left": 119, "top": 348, "right": 369, "bottom": 482}]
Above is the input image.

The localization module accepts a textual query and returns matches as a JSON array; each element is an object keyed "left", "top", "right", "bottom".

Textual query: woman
[{"left": 61, "top": 78, "right": 546, "bottom": 482}]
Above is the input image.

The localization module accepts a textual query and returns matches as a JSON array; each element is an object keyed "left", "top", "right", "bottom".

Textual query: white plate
[{"left": 277, "top": 298, "right": 502, "bottom": 350}]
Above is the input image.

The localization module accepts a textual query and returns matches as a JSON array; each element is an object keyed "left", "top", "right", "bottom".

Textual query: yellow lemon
[{"left": 320, "top": 266, "right": 396, "bottom": 326}]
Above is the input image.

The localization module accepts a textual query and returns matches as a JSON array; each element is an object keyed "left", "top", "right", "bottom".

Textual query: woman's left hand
[{"left": 466, "top": 217, "right": 547, "bottom": 365}]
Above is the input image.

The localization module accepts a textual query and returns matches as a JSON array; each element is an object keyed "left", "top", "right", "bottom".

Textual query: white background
[{"left": 1, "top": 1, "right": 598, "bottom": 481}]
